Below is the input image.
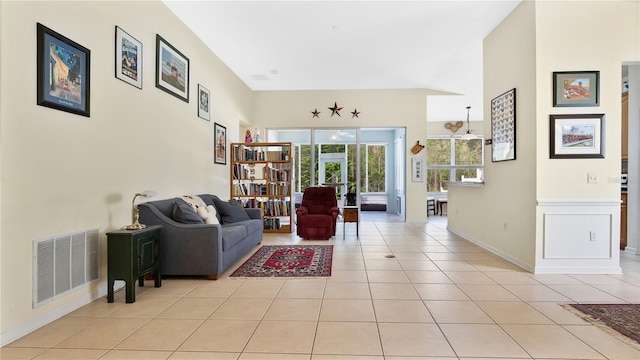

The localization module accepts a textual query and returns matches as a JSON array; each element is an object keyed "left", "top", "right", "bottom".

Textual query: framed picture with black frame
[
  {"left": 115, "top": 26, "right": 142, "bottom": 89},
  {"left": 490, "top": 88, "right": 516, "bottom": 162},
  {"left": 549, "top": 114, "right": 605, "bottom": 159},
  {"left": 198, "top": 84, "right": 210, "bottom": 121},
  {"left": 37, "top": 23, "right": 90, "bottom": 117},
  {"left": 155, "top": 34, "right": 189, "bottom": 102},
  {"left": 214, "top": 122, "right": 227, "bottom": 165},
  {"left": 553, "top": 71, "right": 599, "bottom": 107}
]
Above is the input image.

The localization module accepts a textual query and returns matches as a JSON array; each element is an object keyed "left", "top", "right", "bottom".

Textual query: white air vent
[{"left": 33, "top": 229, "right": 100, "bottom": 308}]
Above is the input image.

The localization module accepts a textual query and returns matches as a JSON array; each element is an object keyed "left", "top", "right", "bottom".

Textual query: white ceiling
[{"left": 163, "top": 0, "right": 521, "bottom": 122}]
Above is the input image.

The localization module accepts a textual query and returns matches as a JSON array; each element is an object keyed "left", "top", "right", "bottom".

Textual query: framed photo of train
[{"left": 550, "top": 114, "right": 605, "bottom": 159}]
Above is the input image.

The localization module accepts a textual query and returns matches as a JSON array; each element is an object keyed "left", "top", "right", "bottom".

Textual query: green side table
[{"left": 107, "top": 225, "right": 162, "bottom": 303}]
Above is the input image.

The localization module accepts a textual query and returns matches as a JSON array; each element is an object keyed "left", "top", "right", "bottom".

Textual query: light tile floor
[{"left": 2, "top": 216, "right": 640, "bottom": 360}]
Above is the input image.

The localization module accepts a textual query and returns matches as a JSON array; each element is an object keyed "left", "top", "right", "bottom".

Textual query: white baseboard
[
  {"left": 447, "top": 227, "right": 534, "bottom": 273},
  {"left": 534, "top": 265, "right": 622, "bottom": 274},
  {"left": 1, "top": 286, "right": 109, "bottom": 347},
  {"left": 624, "top": 247, "right": 639, "bottom": 255}
]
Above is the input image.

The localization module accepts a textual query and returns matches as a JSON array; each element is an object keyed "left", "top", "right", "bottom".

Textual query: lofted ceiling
[{"left": 163, "top": 0, "right": 521, "bottom": 122}]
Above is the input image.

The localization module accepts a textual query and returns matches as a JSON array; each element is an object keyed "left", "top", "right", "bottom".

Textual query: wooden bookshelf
[{"left": 231, "top": 142, "right": 293, "bottom": 233}]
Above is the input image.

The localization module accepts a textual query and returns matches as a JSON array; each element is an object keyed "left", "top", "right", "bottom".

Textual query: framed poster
[
  {"left": 198, "top": 84, "right": 210, "bottom": 121},
  {"left": 553, "top": 71, "right": 599, "bottom": 107},
  {"left": 115, "top": 26, "right": 142, "bottom": 89},
  {"left": 214, "top": 122, "right": 227, "bottom": 165},
  {"left": 491, "top": 88, "right": 516, "bottom": 162},
  {"left": 411, "top": 157, "right": 424, "bottom": 182},
  {"left": 550, "top": 114, "right": 605, "bottom": 159},
  {"left": 155, "top": 34, "right": 189, "bottom": 102},
  {"left": 36, "top": 23, "right": 90, "bottom": 117}
]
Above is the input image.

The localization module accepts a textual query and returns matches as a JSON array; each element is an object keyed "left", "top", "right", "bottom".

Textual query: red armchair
[{"left": 296, "top": 187, "right": 340, "bottom": 239}]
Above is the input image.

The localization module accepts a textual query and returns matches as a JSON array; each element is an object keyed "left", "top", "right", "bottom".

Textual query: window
[
  {"left": 426, "top": 137, "right": 483, "bottom": 192},
  {"left": 293, "top": 143, "right": 386, "bottom": 194}
]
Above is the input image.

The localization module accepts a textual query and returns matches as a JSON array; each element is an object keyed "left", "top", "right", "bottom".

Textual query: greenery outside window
[
  {"left": 294, "top": 143, "right": 386, "bottom": 194},
  {"left": 426, "top": 137, "right": 483, "bottom": 192}
]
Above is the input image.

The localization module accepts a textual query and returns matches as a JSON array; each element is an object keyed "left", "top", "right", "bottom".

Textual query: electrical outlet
[
  {"left": 587, "top": 173, "right": 599, "bottom": 184},
  {"left": 455, "top": 208, "right": 459, "bottom": 215},
  {"left": 590, "top": 231, "right": 597, "bottom": 242},
  {"left": 503, "top": 223, "right": 508, "bottom": 231}
]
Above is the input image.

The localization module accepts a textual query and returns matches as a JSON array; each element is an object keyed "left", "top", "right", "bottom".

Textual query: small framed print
[
  {"left": 553, "top": 71, "right": 599, "bottom": 107},
  {"left": 412, "top": 157, "right": 425, "bottom": 182},
  {"left": 155, "top": 34, "right": 189, "bottom": 102},
  {"left": 115, "top": 26, "right": 142, "bottom": 89},
  {"left": 37, "top": 23, "right": 90, "bottom": 117},
  {"left": 198, "top": 84, "right": 210, "bottom": 121},
  {"left": 214, "top": 122, "right": 227, "bottom": 165},
  {"left": 549, "top": 114, "right": 605, "bottom": 159}
]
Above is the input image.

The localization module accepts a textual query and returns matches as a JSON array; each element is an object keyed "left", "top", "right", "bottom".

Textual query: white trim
[
  {"left": 624, "top": 247, "right": 639, "bottom": 255},
  {"left": 534, "top": 265, "right": 622, "bottom": 274},
  {"left": 1, "top": 286, "right": 112, "bottom": 346},
  {"left": 537, "top": 199, "right": 621, "bottom": 206},
  {"left": 447, "top": 227, "right": 535, "bottom": 273}
]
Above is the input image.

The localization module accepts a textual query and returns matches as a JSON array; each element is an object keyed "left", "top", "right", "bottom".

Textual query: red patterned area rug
[
  {"left": 230, "top": 245, "right": 333, "bottom": 278},
  {"left": 567, "top": 304, "right": 640, "bottom": 346}
]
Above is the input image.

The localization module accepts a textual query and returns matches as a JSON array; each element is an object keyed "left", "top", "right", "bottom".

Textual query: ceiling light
[{"left": 461, "top": 106, "right": 476, "bottom": 140}]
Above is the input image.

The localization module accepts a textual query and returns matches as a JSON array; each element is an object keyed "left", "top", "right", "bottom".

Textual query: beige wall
[
  {"left": 535, "top": 0, "right": 639, "bottom": 200},
  {"left": 448, "top": 0, "right": 538, "bottom": 269},
  {"left": 448, "top": 0, "right": 640, "bottom": 271},
  {"left": 252, "top": 89, "right": 431, "bottom": 222},
  {"left": 0, "top": 0, "right": 252, "bottom": 340}
]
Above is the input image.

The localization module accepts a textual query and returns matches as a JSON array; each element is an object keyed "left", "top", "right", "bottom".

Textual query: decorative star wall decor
[
  {"left": 328, "top": 102, "right": 343, "bottom": 117},
  {"left": 351, "top": 109, "right": 360, "bottom": 118},
  {"left": 311, "top": 108, "right": 321, "bottom": 118}
]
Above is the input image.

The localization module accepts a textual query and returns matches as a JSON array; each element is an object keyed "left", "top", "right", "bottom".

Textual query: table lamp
[{"left": 126, "top": 190, "right": 157, "bottom": 230}]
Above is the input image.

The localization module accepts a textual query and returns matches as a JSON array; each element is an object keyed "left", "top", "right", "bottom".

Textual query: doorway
[{"left": 318, "top": 153, "right": 347, "bottom": 207}]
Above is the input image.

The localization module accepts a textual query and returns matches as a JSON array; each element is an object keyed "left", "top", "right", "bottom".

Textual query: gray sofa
[{"left": 138, "top": 194, "right": 263, "bottom": 279}]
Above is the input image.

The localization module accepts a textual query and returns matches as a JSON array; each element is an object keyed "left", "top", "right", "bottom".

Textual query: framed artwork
[
  {"left": 115, "top": 26, "right": 142, "bottom": 89},
  {"left": 155, "top": 34, "right": 189, "bottom": 102},
  {"left": 214, "top": 122, "right": 227, "bottom": 165},
  {"left": 36, "top": 23, "right": 90, "bottom": 117},
  {"left": 198, "top": 84, "right": 210, "bottom": 121},
  {"left": 411, "top": 157, "right": 424, "bottom": 182},
  {"left": 553, "top": 71, "right": 599, "bottom": 107},
  {"left": 550, "top": 114, "right": 605, "bottom": 159},
  {"left": 491, "top": 88, "right": 516, "bottom": 162}
]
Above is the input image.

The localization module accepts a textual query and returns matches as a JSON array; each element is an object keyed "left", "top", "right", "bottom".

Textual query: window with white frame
[{"left": 426, "top": 137, "right": 483, "bottom": 192}]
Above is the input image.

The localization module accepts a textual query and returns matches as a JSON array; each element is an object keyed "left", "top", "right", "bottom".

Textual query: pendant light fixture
[{"left": 461, "top": 106, "right": 476, "bottom": 140}]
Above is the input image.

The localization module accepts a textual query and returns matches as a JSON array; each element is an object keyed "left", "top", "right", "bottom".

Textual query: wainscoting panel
[
  {"left": 543, "top": 213, "right": 612, "bottom": 259},
  {"left": 536, "top": 200, "right": 621, "bottom": 274}
]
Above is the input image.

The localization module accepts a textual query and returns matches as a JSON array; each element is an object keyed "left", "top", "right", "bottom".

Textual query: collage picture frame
[{"left": 490, "top": 88, "right": 516, "bottom": 162}]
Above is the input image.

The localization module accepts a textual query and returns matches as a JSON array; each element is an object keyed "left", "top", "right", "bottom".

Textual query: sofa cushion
[
  {"left": 172, "top": 201, "right": 204, "bottom": 224},
  {"left": 243, "top": 218, "right": 263, "bottom": 235},
  {"left": 213, "top": 198, "right": 251, "bottom": 223},
  {"left": 220, "top": 224, "right": 248, "bottom": 251}
]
